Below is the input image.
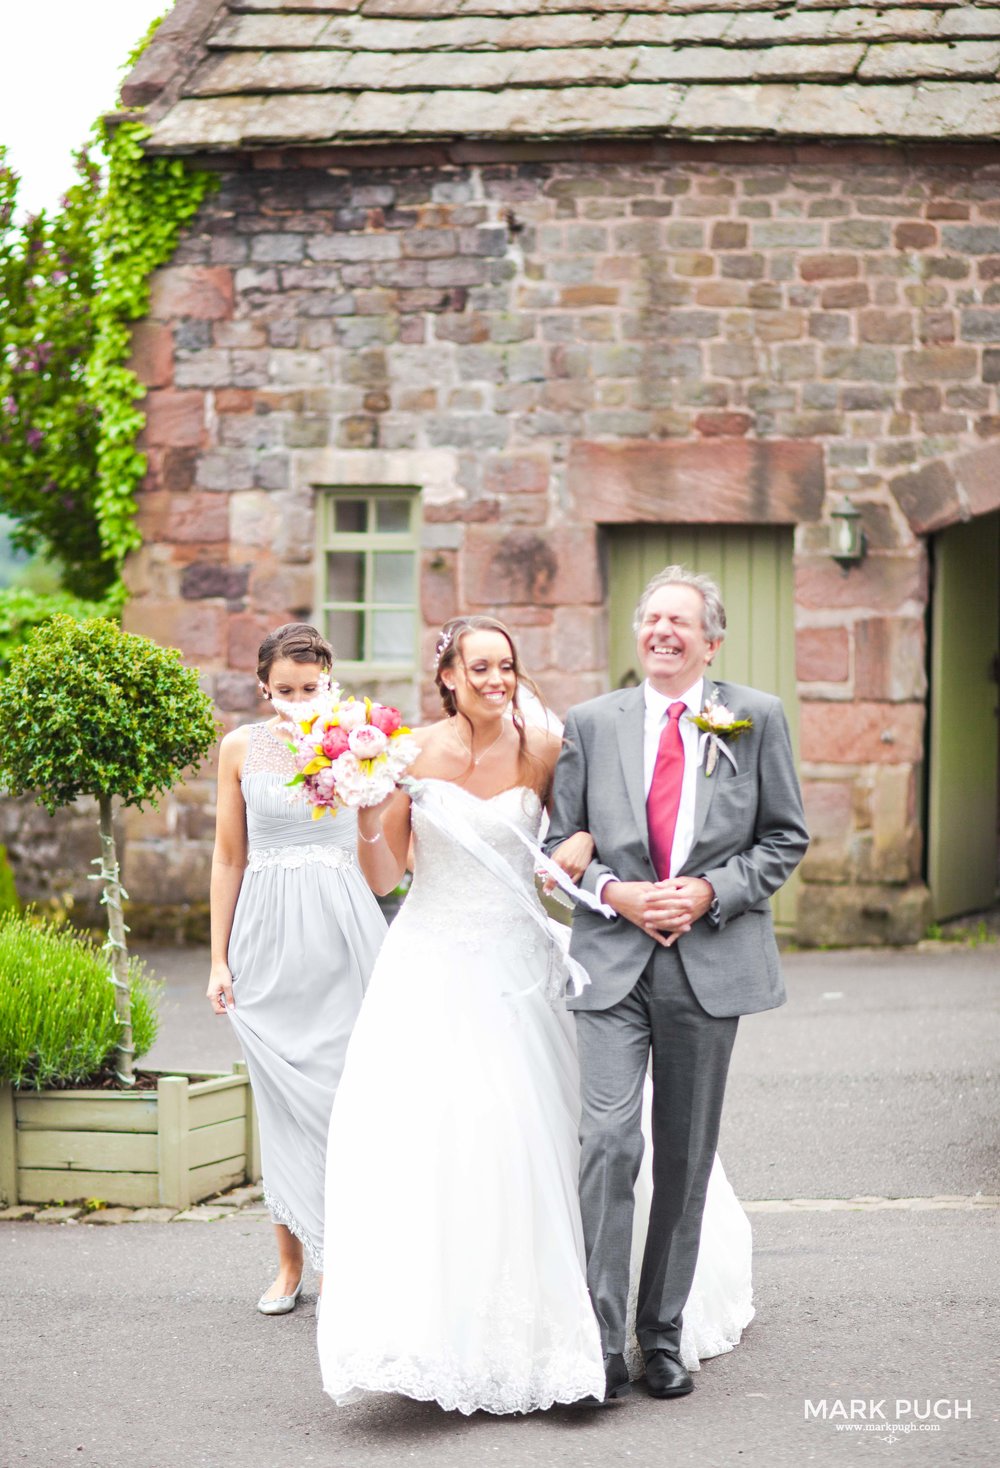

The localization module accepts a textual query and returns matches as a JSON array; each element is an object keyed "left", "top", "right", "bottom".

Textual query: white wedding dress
[{"left": 317, "top": 779, "right": 753, "bottom": 1415}]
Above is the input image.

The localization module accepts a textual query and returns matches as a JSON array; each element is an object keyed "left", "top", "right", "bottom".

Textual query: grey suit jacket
[{"left": 545, "top": 678, "right": 809, "bottom": 1018}]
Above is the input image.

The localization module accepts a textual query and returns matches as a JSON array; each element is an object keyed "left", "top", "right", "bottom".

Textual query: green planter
[{"left": 0, "top": 1065, "right": 260, "bottom": 1210}]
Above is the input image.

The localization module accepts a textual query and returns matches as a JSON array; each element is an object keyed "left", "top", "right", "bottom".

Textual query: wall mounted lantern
[{"left": 830, "top": 496, "right": 866, "bottom": 571}]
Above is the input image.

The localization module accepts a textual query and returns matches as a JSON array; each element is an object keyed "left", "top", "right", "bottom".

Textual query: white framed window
[{"left": 316, "top": 488, "right": 420, "bottom": 679}]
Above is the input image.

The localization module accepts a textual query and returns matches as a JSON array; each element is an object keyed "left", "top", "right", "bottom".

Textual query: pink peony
[
  {"left": 369, "top": 703, "right": 402, "bottom": 736},
  {"left": 315, "top": 767, "right": 338, "bottom": 796},
  {"left": 321, "top": 725, "right": 351, "bottom": 760},
  {"left": 348, "top": 724, "right": 389, "bottom": 760}
]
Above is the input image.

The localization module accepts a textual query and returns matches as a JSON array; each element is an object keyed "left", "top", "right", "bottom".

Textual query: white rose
[
  {"left": 348, "top": 724, "right": 389, "bottom": 760},
  {"left": 707, "top": 703, "right": 735, "bottom": 729}
]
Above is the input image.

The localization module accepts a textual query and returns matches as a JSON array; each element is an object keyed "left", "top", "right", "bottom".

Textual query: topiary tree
[{"left": 0, "top": 615, "right": 218, "bottom": 1084}]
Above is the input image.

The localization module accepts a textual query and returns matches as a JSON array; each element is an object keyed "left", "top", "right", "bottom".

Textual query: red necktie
[{"left": 646, "top": 701, "right": 687, "bottom": 882}]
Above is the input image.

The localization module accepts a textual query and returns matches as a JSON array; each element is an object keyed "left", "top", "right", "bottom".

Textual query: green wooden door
[
  {"left": 927, "top": 512, "right": 1000, "bottom": 921},
  {"left": 607, "top": 526, "right": 800, "bottom": 931}
]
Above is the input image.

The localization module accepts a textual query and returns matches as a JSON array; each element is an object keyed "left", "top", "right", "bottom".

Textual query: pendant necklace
[{"left": 453, "top": 720, "right": 506, "bottom": 766}]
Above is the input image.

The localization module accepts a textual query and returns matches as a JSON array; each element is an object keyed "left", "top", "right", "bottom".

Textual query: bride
[{"left": 316, "top": 616, "right": 752, "bottom": 1415}]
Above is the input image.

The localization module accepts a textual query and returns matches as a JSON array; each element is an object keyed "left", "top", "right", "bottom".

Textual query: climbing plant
[
  {"left": 0, "top": 12, "right": 217, "bottom": 604},
  {"left": 86, "top": 116, "right": 218, "bottom": 580},
  {"left": 0, "top": 146, "right": 106, "bottom": 597}
]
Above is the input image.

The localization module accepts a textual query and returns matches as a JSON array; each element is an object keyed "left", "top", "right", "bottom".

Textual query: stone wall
[
  {"left": 0, "top": 796, "right": 112, "bottom": 926},
  {"left": 123, "top": 142, "right": 1000, "bottom": 942}
]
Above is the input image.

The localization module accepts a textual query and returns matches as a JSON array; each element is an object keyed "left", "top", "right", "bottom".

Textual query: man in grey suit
[{"left": 546, "top": 565, "right": 808, "bottom": 1403}]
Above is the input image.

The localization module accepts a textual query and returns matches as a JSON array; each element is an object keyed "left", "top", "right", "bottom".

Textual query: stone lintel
[
  {"left": 567, "top": 438, "right": 825, "bottom": 525},
  {"left": 890, "top": 439, "right": 1000, "bottom": 533}
]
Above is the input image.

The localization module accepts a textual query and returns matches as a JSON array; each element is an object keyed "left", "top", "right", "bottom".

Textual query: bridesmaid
[{"left": 207, "top": 622, "right": 387, "bottom": 1314}]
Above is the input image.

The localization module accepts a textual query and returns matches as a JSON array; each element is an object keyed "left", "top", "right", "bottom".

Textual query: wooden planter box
[{"left": 0, "top": 1064, "right": 260, "bottom": 1210}]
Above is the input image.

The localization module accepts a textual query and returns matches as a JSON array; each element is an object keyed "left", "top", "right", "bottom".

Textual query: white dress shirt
[
  {"left": 642, "top": 676, "right": 704, "bottom": 877},
  {"left": 596, "top": 676, "right": 705, "bottom": 901}
]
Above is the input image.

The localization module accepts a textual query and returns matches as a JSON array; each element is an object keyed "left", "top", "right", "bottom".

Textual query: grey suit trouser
[{"left": 574, "top": 944, "right": 738, "bottom": 1359}]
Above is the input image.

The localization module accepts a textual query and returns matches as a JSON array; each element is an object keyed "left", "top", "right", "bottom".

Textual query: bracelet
[{"left": 358, "top": 828, "right": 383, "bottom": 845}]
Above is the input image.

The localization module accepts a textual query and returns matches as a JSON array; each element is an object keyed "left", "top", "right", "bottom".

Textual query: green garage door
[
  {"left": 927, "top": 511, "right": 1000, "bottom": 920},
  {"left": 607, "top": 525, "right": 800, "bottom": 932}
]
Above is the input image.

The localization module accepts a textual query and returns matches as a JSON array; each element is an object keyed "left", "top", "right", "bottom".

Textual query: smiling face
[
  {"left": 262, "top": 657, "right": 327, "bottom": 706},
  {"left": 443, "top": 630, "right": 517, "bottom": 719},
  {"left": 636, "top": 583, "right": 722, "bottom": 697}
]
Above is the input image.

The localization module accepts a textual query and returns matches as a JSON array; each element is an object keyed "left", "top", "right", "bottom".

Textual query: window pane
[
  {"left": 373, "top": 551, "right": 413, "bottom": 604},
  {"left": 327, "top": 608, "right": 363, "bottom": 662},
  {"left": 376, "top": 497, "right": 410, "bottom": 534},
  {"left": 372, "top": 610, "right": 415, "bottom": 661},
  {"left": 326, "top": 551, "right": 364, "bottom": 602},
  {"left": 334, "top": 498, "right": 367, "bottom": 534}
]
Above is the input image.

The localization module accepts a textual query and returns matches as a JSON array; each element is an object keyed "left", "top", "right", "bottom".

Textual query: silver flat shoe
[{"left": 257, "top": 1278, "right": 303, "bottom": 1315}]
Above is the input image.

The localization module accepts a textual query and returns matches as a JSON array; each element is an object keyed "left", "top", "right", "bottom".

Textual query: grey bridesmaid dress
[{"left": 226, "top": 720, "right": 386, "bottom": 1269}]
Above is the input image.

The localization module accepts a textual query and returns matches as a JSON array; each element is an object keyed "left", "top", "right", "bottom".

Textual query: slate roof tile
[{"left": 125, "top": 2, "right": 1000, "bottom": 148}]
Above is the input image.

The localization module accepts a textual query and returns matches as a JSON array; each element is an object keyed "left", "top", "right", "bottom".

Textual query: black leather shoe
[
  {"left": 644, "top": 1349, "right": 694, "bottom": 1399},
  {"left": 569, "top": 1353, "right": 632, "bottom": 1407}
]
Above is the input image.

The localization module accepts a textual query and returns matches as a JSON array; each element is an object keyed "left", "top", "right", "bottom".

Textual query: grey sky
[{"left": 1, "top": 2, "right": 169, "bottom": 215}]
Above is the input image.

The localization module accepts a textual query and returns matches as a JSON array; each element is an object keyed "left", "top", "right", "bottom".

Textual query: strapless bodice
[{"left": 404, "top": 779, "right": 545, "bottom": 940}]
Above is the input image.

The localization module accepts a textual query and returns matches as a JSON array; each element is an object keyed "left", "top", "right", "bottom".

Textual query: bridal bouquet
[{"left": 278, "top": 682, "right": 419, "bottom": 816}]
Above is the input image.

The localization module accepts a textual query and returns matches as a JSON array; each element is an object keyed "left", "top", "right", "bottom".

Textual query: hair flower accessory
[
  {"left": 687, "top": 691, "right": 753, "bottom": 777},
  {"left": 273, "top": 686, "right": 419, "bottom": 816}
]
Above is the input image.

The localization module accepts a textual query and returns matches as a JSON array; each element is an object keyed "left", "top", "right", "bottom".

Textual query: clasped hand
[{"left": 604, "top": 876, "right": 714, "bottom": 947}]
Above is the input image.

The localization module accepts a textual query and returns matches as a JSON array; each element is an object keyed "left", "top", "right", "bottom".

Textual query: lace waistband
[{"left": 246, "top": 843, "right": 356, "bottom": 873}]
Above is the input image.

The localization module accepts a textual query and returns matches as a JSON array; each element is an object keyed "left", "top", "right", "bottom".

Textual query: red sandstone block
[
  {"left": 799, "top": 255, "right": 858, "bottom": 282},
  {"left": 129, "top": 322, "right": 173, "bottom": 389},
  {"left": 167, "top": 493, "right": 229, "bottom": 545},
  {"left": 710, "top": 221, "right": 748, "bottom": 250},
  {"left": 820, "top": 282, "right": 870, "bottom": 310},
  {"left": 228, "top": 613, "right": 275, "bottom": 673},
  {"left": 894, "top": 222, "right": 937, "bottom": 251},
  {"left": 142, "top": 390, "right": 206, "bottom": 449},
  {"left": 925, "top": 200, "right": 969, "bottom": 221},
  {"left": 900, "top": 385, "right": 941, "bottom": 412},
  {"left": 795, "top": 554, "right": 926, "bottom": 613},
  {"left": 902, "top": 348, "right": 978, "bottom": 382},
  {"left": 693, "top": 412, "right": 752, "bottom": 438},
  {"left": 854, "top": 617, "right": 926, "bottom": 702},
  {"left": 952, "top": 437, "right": 1000, "bottom": 519},
  {"left": 463, "top": 526, "right": 601, "bottom": 608},
  {"left": 858, "top": 310, "right": 913, "bottom": 345},
  {"left": 560, "top": 285, "right": 619, "bottom": 307},
  {"left": 420, "top": 550, "right": 458, "bottom": 627},
  {"left": 542, "top": 381, "right": 593, "bottom": 413},
  {"left": 800, "top": 701, "right": 924, "bottom": 765},
  {"left": 569, "top": 439, "right": 824, "bottom": 525},
  {"left": 918, "top": 311, "right": 955, "bottom": 344},
  {"left": 126, "top": 600, "right": 228, "bottom": 664},
  {"left": 149, "top": 267, "right": 234, "bottom": 321},
  {"left": 694, "top": 281, "right": 746, "bottom": 307},
  {"left": 796, "top": 626, "right": 849, "bottom": 683},
  {"left": 801, "top": 778, "right": 854, "bottom": 841},
  {"left": 482, "top": 454, "right": 551, "bottom": 496},
  {"left": 215, "top": 389, "right": 256, "bottom": 413}
]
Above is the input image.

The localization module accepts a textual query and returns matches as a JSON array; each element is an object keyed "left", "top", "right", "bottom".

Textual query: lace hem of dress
[
  {"left": 323, "top": 1350, "right": 607, "bottom": 1416},
  {"left": 247, "top": 844, "right": 356, "bottom": 873},
  {"left": 264, "top": 1185, "right": 323, "bottom": 1271}
]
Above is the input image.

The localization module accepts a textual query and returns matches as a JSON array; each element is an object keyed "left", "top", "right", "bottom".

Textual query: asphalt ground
[{"left": 2, "top": 942, "right": 997, "bottom": 1468}]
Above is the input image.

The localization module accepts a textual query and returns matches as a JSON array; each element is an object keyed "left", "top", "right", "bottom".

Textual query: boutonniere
[{"left": 687, "top": 693, "right": 753, "bottom": 777}]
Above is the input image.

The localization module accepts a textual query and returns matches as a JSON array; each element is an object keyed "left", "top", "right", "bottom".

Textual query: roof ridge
[{"left": 120, "top": 0, "right": 229, "bottom": 117}]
